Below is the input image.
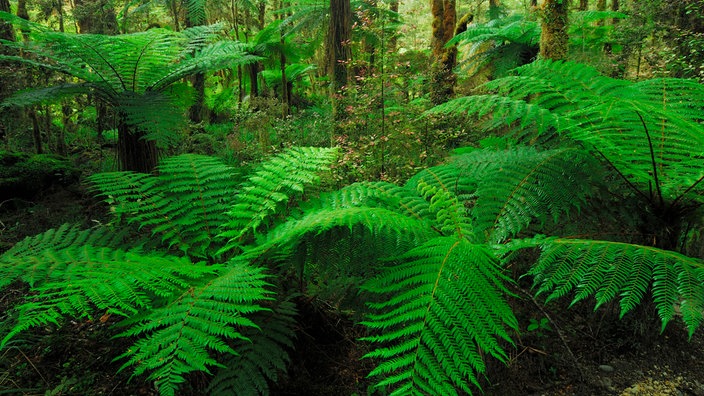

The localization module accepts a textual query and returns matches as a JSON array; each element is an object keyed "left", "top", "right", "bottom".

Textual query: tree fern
[
  {"left": 0, "top": 12, "right": 259, "bottom": 171},
  {"left": 270, "top": 146, "right": 591, "bottom": 395},
  {"left": 430, "top": 60, "right": 704, "bottom": 345},
  {"left": 428, "top": 60, "right": 704, "bottom": 204},
  {"left": 0, "top": 147, "right": 339, "bottom": 395}
]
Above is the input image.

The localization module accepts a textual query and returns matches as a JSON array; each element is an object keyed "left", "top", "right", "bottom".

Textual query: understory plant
[{"left": 2, "top": 60, "right": 704, "bottom": 396}]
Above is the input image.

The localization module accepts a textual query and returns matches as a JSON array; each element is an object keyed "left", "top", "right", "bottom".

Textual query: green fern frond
[
  {"left": 207, "top": 298, "right": 297, "bottom": 396},
  {"left": 89, "top": 154, "right": 238, "bottom": 258},
  {"left": 115, "top": 260, "right": 271, "bottom": 396},
  {"left": 1, "top": 83, "right": 92, "bottom": 108},
  {"left": 362, "top": 237, "right": 517, "bottom": 395},
  {"left": 219, "top": 147, "right": 338, "bottom": 249},
  {"left": 528, "top": 237, "right": 704, "bottom": 336},
  {"left": 471, "top": 147, "right": 596, "bottom": 243},
  {"left": 0, "top": 227, "right": 213, "bottom": 348},
  {"left": 431, "top": 60, "right": 704, "bottom": 202},
  {"left": 407, "top": 146, "right": 597, "bottom": 243},
  {"left": 0, "top": 224, "right": 124, "bottom": 287},
  {"left": 415, "top": 178, "right": 473, "bottom": 238}
]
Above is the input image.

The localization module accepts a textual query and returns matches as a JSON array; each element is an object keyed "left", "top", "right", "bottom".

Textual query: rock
[{"left": 598, "top": 364, "right": 614, "bottom": 373}]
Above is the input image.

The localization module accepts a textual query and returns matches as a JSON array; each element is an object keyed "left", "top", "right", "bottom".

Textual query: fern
[
  {"left": 429, "top": 59, "right": 704, "bottom": 346},
  {"left": 0, "top": 226, "right": 215, "bottom": 349},
  {"left": 89, "top": 154, "right": 238, "bottom": 258},
  {"left": 219, "top": 146, "right": 338, "bottom": 249},
  {"left": 526, "top": 237, "right": 704, "bottom": 336},
  {"left": 429, "top": 61, "right": 704, "bottom": 204},
  {"left": 207, "top": 298, "right": 297, "bottom": 396},
  {"left": 361, "top": 237, "right": 517, "bottom": 395},
  {"left": 0, "top": 147, "right": 342, "bottom": 395},
  {"left": 115, "top": 259, "right": 271, "bottom": 396}
]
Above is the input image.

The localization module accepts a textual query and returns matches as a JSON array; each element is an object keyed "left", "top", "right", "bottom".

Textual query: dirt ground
[{"left": 3, "top": 187, "right": 704, "bottom": 396}]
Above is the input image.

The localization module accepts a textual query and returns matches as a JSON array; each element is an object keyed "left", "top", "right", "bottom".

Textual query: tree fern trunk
[{"left": 117, "top": 120, "right": 159, "bottom": 173}]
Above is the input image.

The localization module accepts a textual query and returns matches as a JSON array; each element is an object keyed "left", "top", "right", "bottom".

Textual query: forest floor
[{"left": 2, "top": 185, "right": 704, "bottom": 396}]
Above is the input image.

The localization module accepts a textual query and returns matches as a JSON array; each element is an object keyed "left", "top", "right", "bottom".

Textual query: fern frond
[
  {"left": 528, "top": 237, "right": 704, "bottom": 335},
  {"left": 432, "top": 61, "right": 704, "bottom": 202},
  {"left": 407, "top": 146, "right": 597, "bottom": 243},
  {"left": 115, "top": 260, "right": 271, "bottom": 396},
  {"left": 89, "top": 154, "right": 238, "bottom": 258},
  {"left": 1, "top": 83, "right": 92, "bottom": 108},
  {"left": 0, "top": 224, "right": 124, "bottom": 287},
  {"left": 207, "top": 298, "right": 297, "bottom": 396},
  {"left": 362, "top": 237, "right": 517, "bottom": 395},
  {"left": 472, "top": 147, "right": 596, "bottom": 243},
  {"left": 219, "top": 147, "right": 338, "bottom": 249},
  {"left": 0, "top": 226, "right": 213, "bottom": 348}
]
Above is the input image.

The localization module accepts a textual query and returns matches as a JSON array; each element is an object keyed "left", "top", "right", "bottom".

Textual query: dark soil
[{"left": 3, "top": 188, "right": 704, "bottom": 396}]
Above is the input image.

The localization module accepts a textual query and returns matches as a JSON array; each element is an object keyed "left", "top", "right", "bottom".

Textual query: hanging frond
[
  {"left": 527, "top": 237, "right": 704, "bottom": 336},
  {"left": 362, "top": 237, "right": 517, "bottom": 395},
  {"left": 207, "top": 298, "right": 297, "bottom": 396}
]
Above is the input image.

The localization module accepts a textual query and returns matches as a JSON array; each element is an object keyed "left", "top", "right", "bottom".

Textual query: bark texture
[
  {"left": 429, "top": 0, "right": 456, "bottom": 105},
  {"left": 539, "top": 0, "right": 570, "bottom": 61}
]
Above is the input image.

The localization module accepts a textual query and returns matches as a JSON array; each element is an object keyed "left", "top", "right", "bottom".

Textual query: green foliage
[
  {"left": 0, "top": 147, "right": 337, "bottom": 395},
  {"left": 432, "top": 59, "right": 704, "bottom": 349},
  {"left": 88, "top": 154, "right": 238, "bottom": 259},
  {"left": 262, "top": 144, "right": 593, "bottom": 394},
  {"left": 361, "top": 237, "right": 516, "bottom": 395},
  {"left": 429, "top": 60, "right": 704, "bottom": 205}
]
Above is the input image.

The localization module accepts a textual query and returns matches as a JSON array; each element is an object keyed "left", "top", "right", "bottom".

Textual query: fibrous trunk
[
  {"left": 539, "top": 0, "right": 569, "bottom": 61},
  {"left": 117, "top": 120, "right": 159, "bottom": 173}
]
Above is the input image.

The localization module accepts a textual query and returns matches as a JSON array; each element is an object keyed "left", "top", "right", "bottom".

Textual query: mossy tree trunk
[
  {"left": 539, "top": 0, "right": 570, "bottom": 61},
  {"left": 429, "top": 0, "right": 456, "bottom": 105}
]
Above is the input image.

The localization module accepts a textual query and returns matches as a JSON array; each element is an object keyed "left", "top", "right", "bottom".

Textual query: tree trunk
[
  {"left": 17, "top": 0, "right": 30, "bottom": 40},
  {"left": 429, "top": 0, "right": 456, "bottom": 105},
  {"left": 117, "top": 120, "right": 159, "bottom": 173},
  {"left": 579, "top": 0, "right": 588, "bottom": 10},
  {"left": 328, "top": 0, "right": 352, "bottom": 134},
  {"left": 539, "top": 0, "right": 570, "bottom": 61}
]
